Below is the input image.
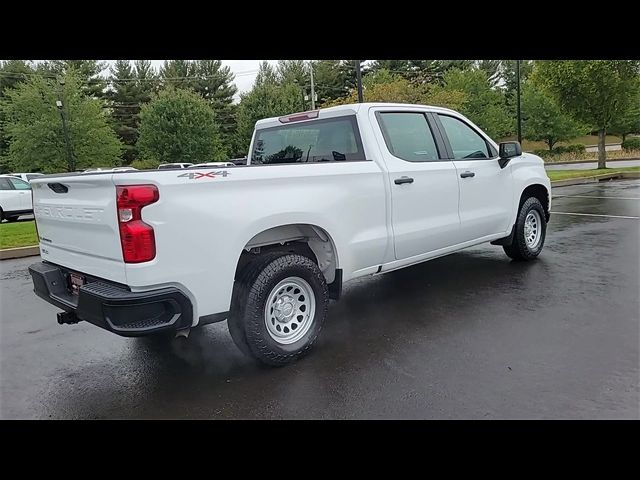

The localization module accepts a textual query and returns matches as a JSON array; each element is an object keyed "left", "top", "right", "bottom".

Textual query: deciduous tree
[
  {"left": 443, "top": 68, "right": 512, "bottom": 139},
  {"left": 534, "top": 60, "right": 640, "bottom": 167},
  {"left": 137, "top": 88, "right": 226, "bottom": 164},
  {"left": 2, "top": 72, "right": 122, "bottom": 172},
  {"left": 521, "top": 82, "right": 585, "bottom": 151}
]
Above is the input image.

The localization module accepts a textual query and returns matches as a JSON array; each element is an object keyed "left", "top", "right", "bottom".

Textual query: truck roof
[{"left": 254, "top": 102, "right": 459, "bottom": 130}]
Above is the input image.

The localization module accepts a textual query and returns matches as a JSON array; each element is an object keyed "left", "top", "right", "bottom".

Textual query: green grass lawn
[
  {"left": 547, "top": 166, "right": 640, "bottom": 182},
  {"left": 0, "top": 220, "right": 38, "bottom": 249},
  {"left": 499, "top": 135, "right": 624, "bottom": 151}
]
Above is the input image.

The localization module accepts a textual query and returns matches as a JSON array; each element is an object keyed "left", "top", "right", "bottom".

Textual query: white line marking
[
  {"left": 551, "top": 211, "right": 639, "bottom": 220},
  {"left": 554, "top": 195, "right": 640, "bottom": 200}
]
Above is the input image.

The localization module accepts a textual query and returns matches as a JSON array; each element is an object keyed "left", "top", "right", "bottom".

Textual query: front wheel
[
  {"left": 228, "top": 253, "right": 328, "bottom": 366},
  {"left": 503, "top": 197, "right": 547, "bottom": 261}
]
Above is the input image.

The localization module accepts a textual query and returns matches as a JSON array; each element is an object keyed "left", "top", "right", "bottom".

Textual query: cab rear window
[{"left": 251, "top": 116, "right": 365, "bottom": 165}]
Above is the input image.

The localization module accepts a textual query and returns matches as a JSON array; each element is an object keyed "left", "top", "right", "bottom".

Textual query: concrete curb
[
  {"left": 545, "top": 157, "right": 640, "bottom": 166},
  {"left": 551, "top": 172, "right": 640, "bottom": 187},
  {"left": 0, "top": 245, "right": 40, "bottom": 260}
]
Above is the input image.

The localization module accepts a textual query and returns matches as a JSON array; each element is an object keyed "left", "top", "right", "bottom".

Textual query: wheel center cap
[{"left": 274, "top": 296, "right": 295, "bottom": 322}]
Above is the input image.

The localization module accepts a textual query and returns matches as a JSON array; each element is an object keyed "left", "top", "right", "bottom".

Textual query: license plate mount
[{"left": 69, "top": 272, "right": 86, "bottom": 295}]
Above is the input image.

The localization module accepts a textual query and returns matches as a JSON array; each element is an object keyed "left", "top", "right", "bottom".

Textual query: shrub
[
  {"left": 531, "top": 149, "right": 554, "bottom": 158},
  {"left": 553, "top": 144, "right": 586, "bottom": 154},
  {"left": 130, "top": 158, "right": 159, "bottom": 170},
  {"left": 622, "top": 138, "right": 640, "bottom": 150}
]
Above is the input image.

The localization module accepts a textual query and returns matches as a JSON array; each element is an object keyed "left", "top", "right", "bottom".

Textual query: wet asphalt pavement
[{"left": 1, "top": 180, "right": 638, "bottom": 419}]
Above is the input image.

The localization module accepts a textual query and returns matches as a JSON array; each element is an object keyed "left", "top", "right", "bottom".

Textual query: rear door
[
  {"left": 372, "top": 108, "right": 461, "bottom": 260},
  {"left": 434, "top": 113, "right": 513, "bottom": 242},
  {"left": 31, "top": 174, "right": 127, "bottom": 284}
]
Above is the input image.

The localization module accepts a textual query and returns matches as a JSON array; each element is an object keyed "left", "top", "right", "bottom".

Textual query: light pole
[
  {"left": 56, "top": 78, "right": 76, "bottom": 172},
  {"left": 293, "top": 79, "right": 305, "bottom": 110},
  {"left": 309, "top": 61, "right": 316, "bottom": 110},
  {"left": 516, "top": 60, "right": 522, "bottom": 144},
  {"left": 355, "top": 60, "right": 364, "bottom": 103}
]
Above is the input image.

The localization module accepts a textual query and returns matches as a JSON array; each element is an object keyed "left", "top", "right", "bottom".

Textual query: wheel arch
[
  {"left": 519, "top": 183, "right": 550, "bottom": 221},
  {"left": 235, "top": 223, "right": 341, "bottom": 287}
]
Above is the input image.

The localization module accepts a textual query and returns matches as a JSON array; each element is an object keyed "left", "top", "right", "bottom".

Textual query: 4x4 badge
[{"left": 178, "top": 171, "right": 230, "bottom": 180}]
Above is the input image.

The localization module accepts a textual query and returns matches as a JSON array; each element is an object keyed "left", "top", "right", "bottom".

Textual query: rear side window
[
  {"left": 251, "top": 116, "right": 365, "bottom": 165},
  {"left": 377, "top": 112, "right": 440, "bottom": 162},
  {"left": 437, "top": 114, "right": 492, "bottom": 159},
  {"left": 0, "top": 178, "right": 12, "bottom": 190},
  {"left": 9, "top": 178, "right": 31, "bottom": 190}
]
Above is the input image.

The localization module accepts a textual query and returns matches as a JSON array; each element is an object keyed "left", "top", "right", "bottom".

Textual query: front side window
[
  {"left": 377, "top": 112, "right": 440, "bottom": 162},
  {"left": 9, "top": 177, "right": 30, "bottom": 190},
  {"left": 251, "top": 116, "right": 365, "bottom": 165},
  {"left": 438, "top": 114, "right": 491, "bottom": 160}
]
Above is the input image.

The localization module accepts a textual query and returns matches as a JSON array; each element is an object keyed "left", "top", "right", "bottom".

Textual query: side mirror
[{"left": 498, "top": 141, "right": 522, "bottom": 168}]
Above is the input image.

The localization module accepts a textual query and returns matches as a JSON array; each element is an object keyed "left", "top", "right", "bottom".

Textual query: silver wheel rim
[
  {"left": 264, "top": 276, "right": 315, "bottom": 345},
  {"left": 524, "top": 210, "right": 542, "bottom": 249}
]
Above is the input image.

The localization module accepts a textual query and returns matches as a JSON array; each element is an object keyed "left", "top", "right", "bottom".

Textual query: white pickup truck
[{"left": 29, "top": 103, "right": 551, "bottom": 365}]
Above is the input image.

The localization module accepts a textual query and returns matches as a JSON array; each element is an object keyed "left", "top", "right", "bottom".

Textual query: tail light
[{"left": 116, "top": 184, "right": 159, "bottom": 263}]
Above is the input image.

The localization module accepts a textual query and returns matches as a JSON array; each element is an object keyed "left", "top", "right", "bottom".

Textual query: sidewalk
[{"left": 545, "top": 159, "right": 640, "bottom": 170}]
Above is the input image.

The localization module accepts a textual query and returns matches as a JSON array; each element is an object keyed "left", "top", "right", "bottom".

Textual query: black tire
[
  {"left": 0, "top": 207, "right": 4, "bottom": 222},
  {"left": 503, "top": 197, "right": 547, "bottom": 261},
  {"left": 227, "top": 252, "right": 328, "bottom": 366}
]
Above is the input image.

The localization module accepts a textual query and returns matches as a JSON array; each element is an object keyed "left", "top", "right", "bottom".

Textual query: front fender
[{"left": 509, "top": 153, "right": 551, "bottom": 224}]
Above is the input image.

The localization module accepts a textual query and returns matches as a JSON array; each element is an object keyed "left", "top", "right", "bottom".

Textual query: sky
[{"left": 105, "top": 60, "right": 278, "bottom": 100}]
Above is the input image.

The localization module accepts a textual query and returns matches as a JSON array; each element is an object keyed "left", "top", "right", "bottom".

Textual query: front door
[
  {"left": 435, "top": 114, "right": 513, "bottom": 242},
  {"left": 0, "top": 177, "right": 21, "bottom": 213},
  {"left": 8, "top": 177, "right": 32, "bottom": 210}
]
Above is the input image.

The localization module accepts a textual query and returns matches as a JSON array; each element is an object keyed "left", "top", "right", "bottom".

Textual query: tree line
[{"left": 0, "top": 59, "right": 638, "bottom": 173}]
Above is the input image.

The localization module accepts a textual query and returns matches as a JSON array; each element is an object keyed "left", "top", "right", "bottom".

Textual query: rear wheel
[
  {"left": 503, "top": 197, "right": 547, "bottom": 261},
  {"left": 228, "top": 252, "right": 328, "bottom": 366}
]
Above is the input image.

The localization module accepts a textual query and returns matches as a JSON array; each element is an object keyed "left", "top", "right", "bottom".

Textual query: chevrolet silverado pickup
[{"left": 29, "top": 103, "right": 551, "bottom": 366}]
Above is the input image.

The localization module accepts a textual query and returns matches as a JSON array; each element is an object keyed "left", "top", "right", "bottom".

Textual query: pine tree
[
  {"left": 254, "top": 61, "right": 279, "bottom": 87},
  {"left": 107, "top": 60, "right": 140, "bottom": 164},
  {"left": 45, "top": 60, "right": 108, "bottom": 99},
  {"left": 312, "top": 60, "right": 352, "bottom": 105},
  {"left": 277, "top": 60, "right": 307, "bottom": 86},
  {"left": 134, "top": 60, "right": 159, "bottom": 102},
  {"left": 160, "top": 60, "right": 195, "bottom": 90},
  {"left": 191, "top": 60, "right": 238, "bottom": 148}
]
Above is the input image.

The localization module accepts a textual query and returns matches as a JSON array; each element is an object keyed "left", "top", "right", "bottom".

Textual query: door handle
[
  {"left": 394, "top": 176, "right": 414, "bottom": 185},
  {"left": 460, "top": 171, "right": 475, "bottom": 178}
]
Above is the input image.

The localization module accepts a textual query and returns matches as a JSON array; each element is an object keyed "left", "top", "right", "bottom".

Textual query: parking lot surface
[{"left": 1, "top": 180, "right": 638, "bottom": 419}]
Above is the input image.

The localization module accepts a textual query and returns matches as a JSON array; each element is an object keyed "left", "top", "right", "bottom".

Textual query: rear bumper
[{"left": 29, "top": 261, "right": 193, "bottom": 337}]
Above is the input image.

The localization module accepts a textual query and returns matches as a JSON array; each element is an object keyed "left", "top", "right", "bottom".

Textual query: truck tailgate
[{"left": 31, "top": 174, "right": 127, "bottom": 284}]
